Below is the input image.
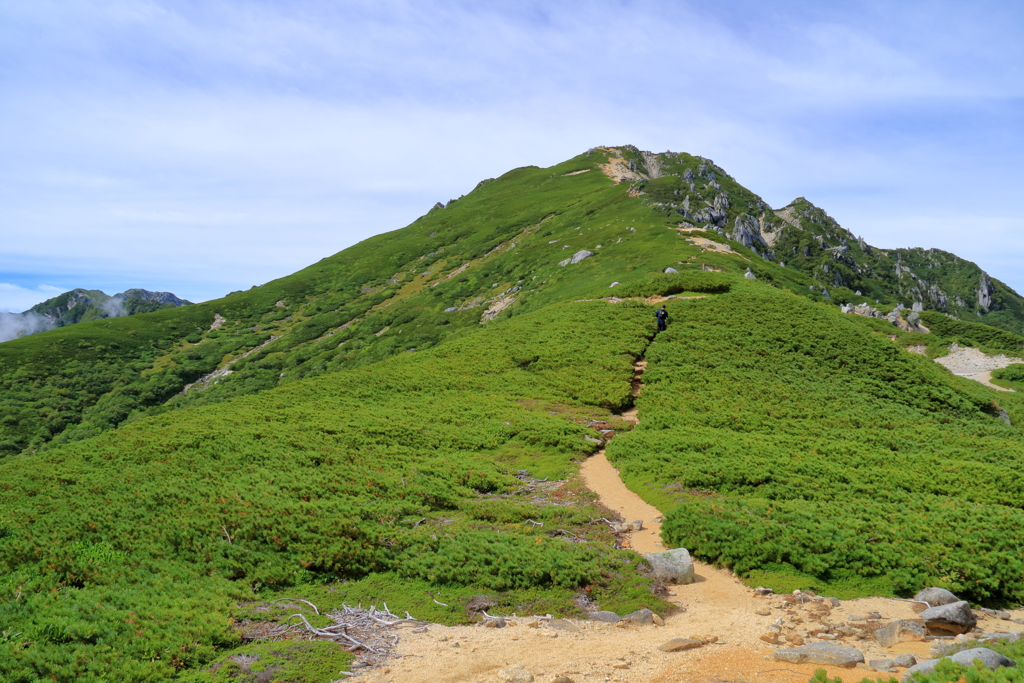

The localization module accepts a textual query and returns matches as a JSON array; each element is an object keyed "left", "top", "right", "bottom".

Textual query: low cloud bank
[{"left": 0, "top": 311, "right": 54, "bottom": 343}]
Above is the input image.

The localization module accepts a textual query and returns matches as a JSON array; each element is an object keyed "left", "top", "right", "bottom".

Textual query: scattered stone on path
[
  {"left": 914, "top": 587, "right": 960, "bottom": 607},
  {"left": 483, "top": 617, "right": 506, "bottom": 628},
  {"left": 755, "top": 608, "right": 771, "bottom": 616},
  {"left": 622, "top": 608, "right": 655, "bottom": 624},
  {"left": 660, "top": 638, "right": 703, "bottom": 652},
  {"left": 773, "top": 642, "right": 865, "bottom": 668},
  {"left": 642, "top": 548, "right": 695, "bottom": 585},
  {"left": 875, "top": 619, "right": 927, "bottom": 647},
  {"left": 630, "top": 519, "right": 644, "bottom": 531},
  {"left": 552, "top": 677, "right": 572, "bottom": 683},
  {"left": 979, "top": 607, "right": 1012, "bottom": 620},
  {"left": 498, "top": 665, "right": 535, "bottom": 683},
  {"left": 920, "top": 600, "right": 977, "bottom": 635},
  {"left": 587, "top": 611, "right": 620, "bottom": 623},
  {"left": 893, "top": 654, "right": 917, "bottom": 668},
  {"left": 548, "top": 619, "right": 577, "bottom": 632},
  {"left": 869, "top": 659, "right": 898, "bottom": 673},
  {"left": 611, "top": 661, "right": 630, "bottom": 669},
  {"left": 755, "top": 587, "right": 774, "bottom": 596},
  {"left": 652, "top": 614, "right": 665, "bottom": 626},
  {"left": 901, "top": 648, "right": 1017, "bottom": 682},
  {"left": 760, "top": 632, "right": 780, "bottom": 644}
]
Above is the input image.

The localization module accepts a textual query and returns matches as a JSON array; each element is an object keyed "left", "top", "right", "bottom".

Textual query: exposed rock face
[
  {"left": 920, "top": 600, "right": 977, "bottom": 635},
  {"left": 902, "top": 648, "right": 1016, "bottom": 682},
  {"left": 664, "top": 267, "right": 678, "bottom": 273},
  {"left": 978, "top": 272, "right": 995, "bottom": 309},
  {"left": 774, "top": 643, "right": 865, "bottom": 668},
  {"left": 642, "top": 548, "right": 695, "bottom": 584},
  {"left": 732, "top": 214, "right": 766, "bottom": 249}
]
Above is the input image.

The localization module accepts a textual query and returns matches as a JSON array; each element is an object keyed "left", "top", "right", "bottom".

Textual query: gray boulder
[
  {"left": 914, "top": 587, "right": 959, "bottom": 607},
  {"left": 893, "top": 654, "right": 918, "bottom": 668},
  {"left": 876, "top": 619, "right": 927, "bottom": 647},
  {"left": 664, "top": 267, "right": 678, "bottom": 273},
  {"left": 902, "top": 648, "right": 1016, "bottom": 681},
  {"left": 570, "top": 250, "right": 594, "bottom": 264},
  {"left": 744, "top": 268, "right": 757, "bottom": 280},
  {"left": 587, "top": 610, "right": 620, "bottom": 623},
  {"left": 622, "top": 608, "right": 654, "bottom": 624},
  {"left": 773, "top": 642, "right": 865, "bottom": 668},
  {"left": 643, "top": 548, "right": 695, "bottom": 585},
  {"left": 920, "top": 600, "right": 977, "bottom": 635}
]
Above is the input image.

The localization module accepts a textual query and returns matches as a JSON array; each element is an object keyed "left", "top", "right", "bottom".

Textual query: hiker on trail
[{"left": 656, "top": 305, "right": 668, "bottom": 332}]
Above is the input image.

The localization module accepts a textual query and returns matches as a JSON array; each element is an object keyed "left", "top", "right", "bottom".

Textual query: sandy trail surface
[{"left": 361, "top": 357, "right": 1024, "bottom": 683}]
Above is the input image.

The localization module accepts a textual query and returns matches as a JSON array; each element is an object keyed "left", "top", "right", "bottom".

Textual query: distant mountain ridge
[{"left": 0, "top": 287, "right": 191, "bottom": 342}]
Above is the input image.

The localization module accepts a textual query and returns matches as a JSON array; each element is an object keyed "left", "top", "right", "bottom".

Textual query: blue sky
[{"left": 2, "top": 0, "right": 1022, "bottom": 311}]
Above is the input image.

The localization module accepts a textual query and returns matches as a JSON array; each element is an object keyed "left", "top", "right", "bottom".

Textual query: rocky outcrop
[
  {"left": 978, "top": 272, "right": 995, "bottom": 310},
  {"left": 731, "top": 214, "right": 766, "bottom": 249},
  {"left": 920, "top": 600, "right": 977, "bottom": 635}
]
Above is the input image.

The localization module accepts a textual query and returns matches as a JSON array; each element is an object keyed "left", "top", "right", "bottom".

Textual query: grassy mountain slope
[
  {"left": 607, "top": 283, "right": 1024, "bottom": 602},
  {"left": 0, "top": 301, "right": 667, "bottom": 681},
  {"left": 1, "top": 147, "right": 1023, "bottom": 680},
  {"left": 2, "top": 147, "right": 1022, "bottom": 458}
]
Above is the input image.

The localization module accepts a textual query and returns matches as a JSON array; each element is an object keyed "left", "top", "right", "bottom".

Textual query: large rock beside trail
[
  {"left": 914, "top": 587, "right": 959, "bottom": 607},
  {"left": 901, "top": 648, "right": 1016, "bottom": 681},
  {"left": 773, "top": 643, "right": 865, "bottom": 668},
  {"left": 876, "top": 620, "right": 927, "bottom": 647},
  {"left": 642, "top": 548, "right": 695, "bottom": 585},
  {"left": 588, "top": 610, "right": 621, "bottom": 623},
  {"left": 623, "top": 608, "right": 655, "bottom": 624},
  {"left": 920, "top": 600, "right": 977, "bottom": 635}
]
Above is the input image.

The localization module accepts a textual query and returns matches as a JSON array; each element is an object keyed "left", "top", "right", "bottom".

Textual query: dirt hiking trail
[{"left": 362, "top": 356, "right": 1024, "bottom": 683}]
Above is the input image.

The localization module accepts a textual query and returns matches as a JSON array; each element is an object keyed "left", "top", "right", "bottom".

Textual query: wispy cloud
[{"left": 1, "top": 0, "right": 1021, "bottom": 303}]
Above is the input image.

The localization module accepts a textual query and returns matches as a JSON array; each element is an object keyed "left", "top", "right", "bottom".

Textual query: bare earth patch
[{"left": 934, "top": 343, "right": 1021, "bottom": 392}]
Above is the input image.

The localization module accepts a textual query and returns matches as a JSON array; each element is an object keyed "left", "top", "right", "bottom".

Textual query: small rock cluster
[
  {"left": 761, "top": 585, "right": 1020, "bottom": 676},
  {"left": 840, "top": 302, "right": 927, "bottom": 332}
]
